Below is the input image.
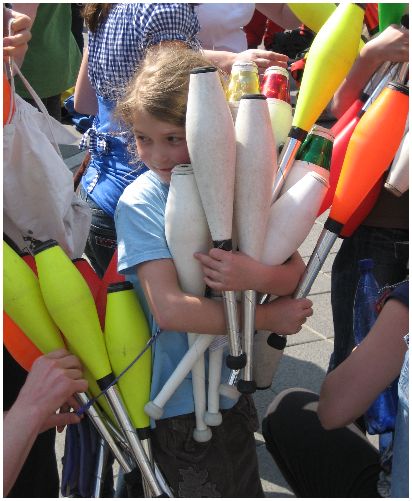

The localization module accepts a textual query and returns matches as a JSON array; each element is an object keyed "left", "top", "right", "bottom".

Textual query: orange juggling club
[
  {"left": 295, "top": 82, "right": 408, "bottom": 300},
  {"left": 328, "top": 82, "right": 408, "bottom": 228},
  {"left": 318, "top": 63, "right": 400, "bottom": 215},
  {"left": 3, "top": 311, "right": 43, "bottom": 372}
]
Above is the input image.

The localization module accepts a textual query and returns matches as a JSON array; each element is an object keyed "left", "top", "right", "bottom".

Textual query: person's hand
[
  {"left": 15, "top": 349, "right": 88, "bottom": 432},
  {"left": 363, "top": 24, "right": 409, "bottom": 66},
  {"left": 234, "top": 48, "right": 288, "bottom": 74},
  {"left": 194, "top": 248, "right": 259, "bottom": 291},
  {"left": 3, "top": 8, "right": 32, "bottom": 67},
  {"left": 263, "top": 296, "right": 313, "bottom": 335}
]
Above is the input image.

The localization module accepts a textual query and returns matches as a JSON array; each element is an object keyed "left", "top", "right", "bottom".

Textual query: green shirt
[{"left": 15, "top": 4, "right": 82, "bottom": 99}]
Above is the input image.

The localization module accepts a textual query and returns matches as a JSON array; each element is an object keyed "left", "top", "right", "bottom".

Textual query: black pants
[{"left": 262, "top": 388, "right": 382, "bottom": 498}]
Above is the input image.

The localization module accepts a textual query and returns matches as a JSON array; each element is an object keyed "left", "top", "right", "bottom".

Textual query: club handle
[
  {"left": 267, "top": 229, "right": 338, "bottom": 349},
  {"left": 236, "top": 290, "right": 257, "bottom": 394}
]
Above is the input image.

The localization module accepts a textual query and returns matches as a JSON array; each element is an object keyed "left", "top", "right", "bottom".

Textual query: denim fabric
[
  {"left": 391, "top": 338, "right": 409, "bottom": 498},
  {"left": 329, "top": 226, "right": 408, "bottom": 371},
  {"left": 78, "top": 185, "right": 117, "bottom": 278}
]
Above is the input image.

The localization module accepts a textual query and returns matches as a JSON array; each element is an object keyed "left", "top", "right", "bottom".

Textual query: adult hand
[
  {"left": 363, "top": 24, "right": 409, "bottom": 66},
  {"left": 3, "top": 8, "right": 32, "bottom": 67},
  {"left": 15, "top": 349, "right": 88, "bottom": 432}
]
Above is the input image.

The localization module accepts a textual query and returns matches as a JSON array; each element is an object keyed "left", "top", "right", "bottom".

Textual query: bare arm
[
  {"left": 137, "top": 258, "right": 312, "bottom": 335},
  {"left": 10, "top": 3, "right": 39, "bottom": 21},
  {"left": 255, "top": 3, "right": 301, "bottom": 30},
  {"left": 203, "top": 48, "right": 288, "bottom": 74},
  {"left": 3, "top": 350, "right": 87, "bottom": 496},
  {"left": 74, "top": 47, "right": 98, "bottom": 115},
  {"left": 195, "top": 249, "right": 305, "bottom": 295},
  {"left": 318, "top": 298, "right": 408, "bottom": 430},
  {"left": 331, "top": 25, "right": 409, "bottom": 118}
]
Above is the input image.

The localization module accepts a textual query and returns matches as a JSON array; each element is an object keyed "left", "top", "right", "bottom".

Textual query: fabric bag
[{"left": 3, "top": 62, "right": 91, "bottom": 258}]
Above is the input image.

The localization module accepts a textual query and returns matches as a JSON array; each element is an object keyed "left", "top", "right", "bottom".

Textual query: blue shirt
[
  {"left": 115, "top": 171, "right": 237, "bottom": 420},
  {"left": 81, "top": 3, "right": 200, "bottom": 216}
]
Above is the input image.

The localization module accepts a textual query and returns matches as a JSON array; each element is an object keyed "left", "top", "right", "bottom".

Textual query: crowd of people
[{"left": 3, "top": 3, "right": 409, "bottom": 498}]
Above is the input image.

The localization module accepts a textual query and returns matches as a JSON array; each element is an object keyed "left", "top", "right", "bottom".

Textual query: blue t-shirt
[{"left": 115, "top": 170, "right": 237, "bottom": 420}]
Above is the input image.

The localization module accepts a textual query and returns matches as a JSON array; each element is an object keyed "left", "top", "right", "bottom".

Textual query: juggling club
[
  {"left": 186, "top": 66, "right": 245, "bottom": 371},
  {"left": 272, "top": 3, "right": 365, "bottom": 204},
  {"left": 32, "top": 240, "right": 169, "bottom": 497}
]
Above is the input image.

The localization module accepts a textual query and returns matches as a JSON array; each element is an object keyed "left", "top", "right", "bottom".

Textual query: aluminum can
[{"left": 261, "top": 66, "right": 290, "bottom": 103}]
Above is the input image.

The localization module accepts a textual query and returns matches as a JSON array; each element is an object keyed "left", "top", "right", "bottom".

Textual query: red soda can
[{"left": 261, "top": 66, "right": 290, "bottom": 103}]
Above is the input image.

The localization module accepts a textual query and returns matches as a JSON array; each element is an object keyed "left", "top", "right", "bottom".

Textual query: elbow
[
  {"left": 152, "top": 305, "right": 179, "bottom": 332},
  {"left": 317, "top": 402, "right": 338, "bottom": 430}
]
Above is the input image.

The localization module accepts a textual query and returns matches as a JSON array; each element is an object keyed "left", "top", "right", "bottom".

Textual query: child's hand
[
  {"left": 264, "top": 296, "right": 313, "bottom": 335},
  {"left": 363, "top": 25, "right": 409, "bottom": 65},
  {"left": 194, "top": 248, "right": 257, "bottom": 291}
]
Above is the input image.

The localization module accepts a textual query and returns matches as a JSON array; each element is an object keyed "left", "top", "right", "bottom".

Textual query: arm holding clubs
[
  {"left": 332, "top": 24, "right": 409, "bottom": 118},
  {"left": 4, "top": 349, "right": 87, "bottom": 496},
  {"left": 194, "top": 249, "right": 305, "bottom": 295},
  {"left": 137, "top": 258, "right": 312, "bottom": 336}
]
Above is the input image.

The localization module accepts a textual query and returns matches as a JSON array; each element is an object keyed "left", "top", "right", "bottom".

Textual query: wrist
[{"left": 7, "top": 399, "right": 44, "bottom": 436}]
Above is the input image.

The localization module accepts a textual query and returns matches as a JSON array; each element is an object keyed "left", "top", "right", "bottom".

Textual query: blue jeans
[
  {"left": 329, "top": 225, "right": 409, "bottom": 372},
  {"left": 79, "top": 185, "right": 117, "bottom": 278}
]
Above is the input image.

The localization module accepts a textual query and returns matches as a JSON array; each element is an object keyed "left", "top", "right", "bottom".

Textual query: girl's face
[{"left": 134, "top": 110, "right": 190, "bottom": 183}]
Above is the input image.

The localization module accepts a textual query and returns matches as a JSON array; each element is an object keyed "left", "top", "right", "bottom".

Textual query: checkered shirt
[{"left": 88, "top": 3, "right": 200, "bottom": 101}]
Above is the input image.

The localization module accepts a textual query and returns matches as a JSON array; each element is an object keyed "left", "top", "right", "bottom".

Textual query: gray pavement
[{"left": 57, "top": 137, "right": 342, "bottom": 496}]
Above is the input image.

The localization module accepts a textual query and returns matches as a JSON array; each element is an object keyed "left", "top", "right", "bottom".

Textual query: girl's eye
[
  {"left": 168, "top": 136, "right": 184, "bottom": 144},
  {"left": 136, "top": 135, "right": 149, "bottom": 144}
]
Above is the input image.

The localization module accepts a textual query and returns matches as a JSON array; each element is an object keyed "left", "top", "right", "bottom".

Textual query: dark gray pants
[{"left": 151, "top": 395, "right": 264, "bottom": 498}]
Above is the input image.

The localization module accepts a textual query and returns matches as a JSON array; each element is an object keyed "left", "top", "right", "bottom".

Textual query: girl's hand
[
  {"left": 263, "top": 296, "right": 313, "bottom": 335},
  {"left": 194, "top": 248, "right": 259, "bottom": 291}
]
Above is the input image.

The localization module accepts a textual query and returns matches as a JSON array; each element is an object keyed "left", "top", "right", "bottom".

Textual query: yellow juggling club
[
  {"left": 105, "top": 281, "right": 154, "bottom": 497},
  {"left": 272, "top": 3, "right": 365, "bottom": 204},
  {"left": 33, "top": 240, "right": 112, "bottom": 382},
  {"left": 32, "top": 240, "right": 167, "bottom": 497},
  {"left": 287, "top": 3, "right": 336, "bottom": 33},
  {"left": 104, "top": 282, "right": 152, "bottom": 434},
  {"left": 3, "top": 241, "right": 65, "bottom": 353},
  {"left": 287, "top": 3, "right": 364, "bottom": 50}
]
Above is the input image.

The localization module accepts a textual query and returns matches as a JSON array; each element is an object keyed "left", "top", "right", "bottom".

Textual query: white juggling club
[
  {"left": 254, "top": 172, "right": 329, "bottom": 389},
  {"left": 155, "top": 164, "right": 212, "bottom": 442},
  {"left": 234, "top": 94, "right": 277, "bottom": 394},
  {"left": 186, "top": 66, "right": 245, "bottom": 371}
]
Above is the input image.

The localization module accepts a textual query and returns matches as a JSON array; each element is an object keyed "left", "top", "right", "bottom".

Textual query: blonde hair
[{"left": 117, "top": 43, "right": 224, "bottom": 131}]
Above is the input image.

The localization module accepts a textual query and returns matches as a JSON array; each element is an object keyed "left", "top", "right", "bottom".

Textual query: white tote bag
[{"left": 3, "top": 63, "right": 91, "bottom": 259}]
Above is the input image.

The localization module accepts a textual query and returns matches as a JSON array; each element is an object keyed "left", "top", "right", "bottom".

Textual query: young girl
[{"left": 115, "top": 43, "right": 313, "bottom": 497}]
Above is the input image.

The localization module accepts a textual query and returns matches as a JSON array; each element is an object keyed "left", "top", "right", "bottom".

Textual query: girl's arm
[
  {"left": 74, "top": 47, "right": 98, "bottom": 115},
  {"left": 194, "top": 249, "right": 305, "bottom": 295},
  {"left": 203, "top": 48, "right": 288, "bottom": 74},
  {"left": 137, "top": 258, "right": 312, "bottom": 335},
  {"left": 318, "top": 297, "right": 408, "bottom": 430}
]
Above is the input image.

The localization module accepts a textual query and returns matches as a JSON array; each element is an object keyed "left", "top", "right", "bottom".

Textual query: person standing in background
[{"left": 13, "top": 3, "right": 81, "bottom": 122}]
